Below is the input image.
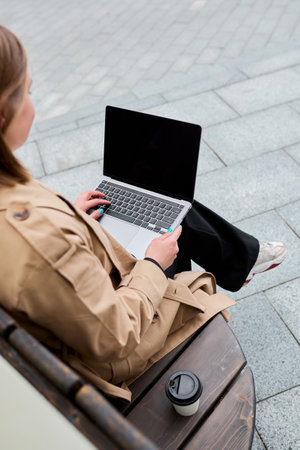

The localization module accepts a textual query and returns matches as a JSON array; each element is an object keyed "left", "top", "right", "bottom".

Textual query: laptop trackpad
[
  {"left": 100, "top": 215, "right": 137, "bottom": 247},
  {"left": 126, "top": 228, "right": 158, "bottom": 260}
]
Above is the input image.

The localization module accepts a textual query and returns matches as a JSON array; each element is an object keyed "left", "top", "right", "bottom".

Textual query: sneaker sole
[
  {"left": 244, "top": 247, "right": 287, "bottom": 285},
  {"left": 244, "top": 262, "right": 281, "bottom": 285},
  {"left": 252, "top": 247, "right": 287, "bottom": 275}
]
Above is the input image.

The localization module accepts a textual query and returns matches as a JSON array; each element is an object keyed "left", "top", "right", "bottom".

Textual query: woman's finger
[
  {"left": 160, "top": 225, "right": 182, "bottom": 240},
  {"left": 172, "top": 225, "right": 182, "bottom": 240},
  {"left": 90, "top": 190, "right": 106, "bottom": 198},
  {"left": 88, "top": 198, "right": 111, "bottom": 208},
  {"left": 90, "top": 209, "right": 102, "bottom": 220},
  {"left": 79, "top": 190, "right": 106, "bottom": 201}
]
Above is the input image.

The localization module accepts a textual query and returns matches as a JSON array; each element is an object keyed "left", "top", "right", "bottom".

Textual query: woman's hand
[
  {"left": 145, "top": 226, "right": 182, "bottom": 270},
  {"left": 74, "top": 190, "right": 110, "bottom": 220}
]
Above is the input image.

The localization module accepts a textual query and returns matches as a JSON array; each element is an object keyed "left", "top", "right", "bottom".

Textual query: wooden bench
[{"left": 0, "top": 306, "right": 255, "bottom": 449}]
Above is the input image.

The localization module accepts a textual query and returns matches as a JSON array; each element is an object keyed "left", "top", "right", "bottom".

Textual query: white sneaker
[{"left": 244, "top": 242, "right": 287, "bottom": 285}]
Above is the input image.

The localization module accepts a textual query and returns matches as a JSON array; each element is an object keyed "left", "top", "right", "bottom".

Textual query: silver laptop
[{"left": 94, "top": 106, "right": 201, "bottom": 260}]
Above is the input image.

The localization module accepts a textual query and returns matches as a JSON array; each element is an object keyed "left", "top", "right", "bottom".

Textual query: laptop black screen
[{"left": 103, "top": 106, "right": 201, "bottom": 202}]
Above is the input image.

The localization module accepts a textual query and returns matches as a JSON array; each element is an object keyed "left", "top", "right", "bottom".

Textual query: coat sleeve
[{"left": 7, "top": 203, "right": 169, "bottom": 362}]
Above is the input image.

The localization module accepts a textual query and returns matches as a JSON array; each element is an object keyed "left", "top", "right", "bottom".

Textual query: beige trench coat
[{"left": 0, "top": 179, "right": 235, "bottom": 401}]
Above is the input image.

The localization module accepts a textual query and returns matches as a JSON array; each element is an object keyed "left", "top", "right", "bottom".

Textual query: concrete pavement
[{"left": 2, "top": 0, "right": 300, "bottom": 448}]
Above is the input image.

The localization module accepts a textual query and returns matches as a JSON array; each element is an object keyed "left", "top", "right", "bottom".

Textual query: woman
[{"left": 0, "top": 26, "right": 286, "bottom": 401}]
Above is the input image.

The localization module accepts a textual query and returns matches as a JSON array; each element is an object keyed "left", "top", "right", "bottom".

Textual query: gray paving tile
[
  {"left": 70, "top": 95, "right": 105, "bottom": 114},
  {"left": 117, "top": 93, "right": 162, "bottom": 110},
  {"left": 62, "top": 84, "right": 93, "bottom": 104},
  {"left": 131, "top": 64, "right": 244, "bottom": 102},
  {"left": 4, "top": 0, "right": 300, "bottom": 124},
  {"left": 194, "top": 151, "right": 300, "bottom": 223},
  {"left": 269, "top": 26, "right": 294, "bottom": 44},
  {"left": 291, "top": 63, "right": 300, "bottom": 74},
  {"left": 256, "top": 386, "right": 300, "bottom": 449},
  {"left": 185, "top": 38, "right": 209, "bottom": 56},
  {"left": 285, "top": 142, "right": 300, "bottom": 165},
  {"left": 171, "top": 54, "right": 197, "bottom": 73},
  {"left": 38, "top": 160, "right": 103, "bottom": 203},
  {"left": 243, "top": 33, "right": 271, "bottom": 55},
  {"left": 30, "top": 122, "right": 78, "bottom": 142},
  {"left": 15, "top": 142, "right": 45, "bottom": 179},
  {"left": 163, "top": 65, "right": 245, "bottom": 102},
  {"left": 240, "top": 46, "right": 300, "bottom": 77},
  {"left": 278, "top": 199, "right": 300, "bottom": 237},
  {"left": 104, "top": 86, "right": 135, "bottom": 101},
  {"left": 232, "top": 24, "right": 255, "bottom": 43},
  {"left": 266, "top": 278, "right": 300, "bottom": 343},
  {"left": 251, "top": 431, "right": 265, "bottom": 450},
  {"left": 91, "top": 76, "right": 118, "bottom": 97},
  {"left": 34, "top": 91, "right": 63, "bottom": 121},
  {"left": 209, "top": 30, "right": 233, "bottom": 49},
  {"left": 197, "top": 47, "right": 222, "bottom": 65},
  {"left": 145, "top": 91, "right": 237, "bottom": 127},
  {"left": 77, "top": 94, "right": 166, "bottom": 128},
  {"left": 104, "top": 93, "right": 164, "bottom": 114},
  {"left": 197, "top": 141, "right": 225, "bottom": 175},
  {"left": 38, "top": 124, "right": 104, "bottom": 174},
  {"left": 290, "top": 98, "right": 300, "bottom": 114},
  {"left": 219, "top": 40, "right": 245, "bottom": 60},
  {"left": 76, "top": 113, "right": 105, "bottom": 128},
  {"left": 35, "top": 93, "right": 137, "bottom": 132},
  {"left": 228, "top": 293, "right": 300, "bottom": 401},
  {"left": 216, "top": 68, "right": 300, "bottom": 115},
  {"left": 203, "top": 105, "right": 300, "bottom": 165},
  {"left": 222, "top": 40, "right": 297, "bottom": 72},
  {"left": 132, "top": 76, "right": 183, "bottom": 100},
  {"left": 35, "top": 111, "right": 86, "bottom": 133},
  {"left": 39, "top": 102, "right": 77, "bottom": 123}
]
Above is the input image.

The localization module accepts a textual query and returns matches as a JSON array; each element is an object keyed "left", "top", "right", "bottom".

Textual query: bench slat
[
  {"left": 116, "top": 330, "right": 199, "bottom": 414},
  {"left": 76, "top": 384, "right": 159, "bottom": 450},
  {"left": 9, "top": 328, "right": 83, "bottom": 396},
  {"left": 0, "top": 307, "right": 16, "bottom": 337},
  {"left": 185, "top": 367, "right": 255, "bottom": 450},
  {"left": 127, "top": 314, "right": 246, "bottom": 449}
]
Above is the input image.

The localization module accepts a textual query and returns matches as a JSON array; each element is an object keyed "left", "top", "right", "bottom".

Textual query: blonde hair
[{"left": 0, "top": 25, "right": 30, "bottom": 186}]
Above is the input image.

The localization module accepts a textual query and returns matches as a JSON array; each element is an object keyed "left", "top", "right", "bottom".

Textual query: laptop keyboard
[{"left": 96, "top": 180, "right": 184, "bottom": 234}]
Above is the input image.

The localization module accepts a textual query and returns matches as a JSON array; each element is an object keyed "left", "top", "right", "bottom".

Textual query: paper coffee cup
[{"left": 165, "top": 370, "right": 202, "bottom": 416}]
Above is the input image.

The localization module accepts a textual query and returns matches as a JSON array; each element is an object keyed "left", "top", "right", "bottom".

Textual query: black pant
[{"left": 165, "top": 201, "right": 259, "bottom": 292}]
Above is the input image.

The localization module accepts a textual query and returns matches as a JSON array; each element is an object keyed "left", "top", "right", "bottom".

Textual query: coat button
[{"left": 13, "top": 206, "right": 30, "bottom": 221}]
